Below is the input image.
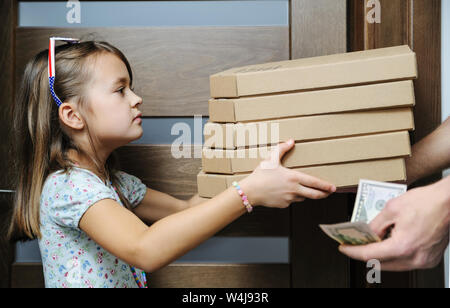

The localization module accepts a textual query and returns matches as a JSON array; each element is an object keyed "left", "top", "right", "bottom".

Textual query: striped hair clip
[{"left": 48, "top": 37, "right": 80, "bottom": 107}]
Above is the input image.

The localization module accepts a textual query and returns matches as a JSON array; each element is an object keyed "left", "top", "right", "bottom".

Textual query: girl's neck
[{"left": 67, "top": 149, "right": 110, "bottom": 180}]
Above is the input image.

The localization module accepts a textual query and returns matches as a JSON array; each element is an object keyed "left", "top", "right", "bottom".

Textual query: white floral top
[{"left": 38, "top": 167, "right": 148, "bottom": 288}]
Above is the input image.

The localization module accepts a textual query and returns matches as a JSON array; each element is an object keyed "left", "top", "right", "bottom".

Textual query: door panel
[
  {"left": 290, "top": 0, "right": 349, "bottom": 288},
  {"left": 16, "top": 27, "right": 289, "bottom": 117},
  {"left": 0, "top": 0, "right": 16, "bottom": 289},
  {"left": 349, "top": 0, "right": 444, "bottom": 288},
  {"left": 9, "top": 0, "right": 292, "bottom": 288}
]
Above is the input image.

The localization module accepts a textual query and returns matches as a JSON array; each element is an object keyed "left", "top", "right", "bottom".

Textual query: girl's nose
[{"left": 132, "top": 93, "right": 143, "bottom": 107}]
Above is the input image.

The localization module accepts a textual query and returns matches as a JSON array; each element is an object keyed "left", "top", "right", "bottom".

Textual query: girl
[{"left": 7, "top": 39, "right": 336, "bottom": 288}]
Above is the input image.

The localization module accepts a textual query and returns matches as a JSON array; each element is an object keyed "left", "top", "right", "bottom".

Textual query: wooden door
[
  {"left": 0, "top": 0, "right": 16, "bottom": 289},
  {"left": 0, "top": 0, "right": 444, "bottom": 288},
  {"left": 347, "top": 0, "right": 445, "bottom": 288},
  {"left": 3, "top": 0, "right": 293, "bottom": 288}
]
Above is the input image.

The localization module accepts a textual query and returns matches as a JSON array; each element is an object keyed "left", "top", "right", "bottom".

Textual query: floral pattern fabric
[{"left": 38, "top": 167, "right": 147, "bottom": 288}]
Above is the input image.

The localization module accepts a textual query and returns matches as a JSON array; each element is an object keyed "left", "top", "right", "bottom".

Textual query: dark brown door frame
[
  {"left": 290, "top": 0, "right": 444, "bottom": 288},
  {"left": 347, "top": 0, "right": 444, "bottom": 288},
  {"left": 0, "top": 0, "right": 17, "bottom": 289}
]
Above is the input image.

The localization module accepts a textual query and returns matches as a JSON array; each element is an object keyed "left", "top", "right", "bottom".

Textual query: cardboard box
[
  {"left": 197, "top": 158, "right": 407, "bottom": 198},
  {"left": 210, "top": 45, "right": 417, "bottom": 98},
  {"left": 204, "top": 108, "right": 415, "bottom": 150},
  {"left": 209, "top": 80, "right": 415, "bottom": 123},
  {"left": 202, "top": 131, "right": 411, "bottom": 174}
]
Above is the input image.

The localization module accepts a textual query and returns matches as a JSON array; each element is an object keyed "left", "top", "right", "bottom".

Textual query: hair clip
[{"left": 48, "top": 37, "right": 80, "bottom": 107}]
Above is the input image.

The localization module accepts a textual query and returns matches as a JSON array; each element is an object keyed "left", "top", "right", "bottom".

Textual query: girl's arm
[
  {"left": 79, "top": 182, "right": 253, "bottom": 273},
  {"left": 132, "top": 190, "right": 210, "bottom": 225},
  {"left": 132, "top": 188, "right": 189, "bottom": 224},
  {"left": 186, "top": 194, "right": 209, "bottom": 207},
  {"left": 79, "top": 141, "right": 335, "bottom": 273}
]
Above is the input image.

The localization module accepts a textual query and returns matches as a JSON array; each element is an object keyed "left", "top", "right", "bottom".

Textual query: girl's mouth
[{"left": 133, "top": 113, "right": 143, "bottom": 124}]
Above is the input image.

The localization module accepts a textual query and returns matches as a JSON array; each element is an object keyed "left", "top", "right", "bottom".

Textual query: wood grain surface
[
  {"left": 0, "top": 0, "right": 16, "bottom": 289},
  {"left": 290, "top": 0, "right": 350, "bottom": 288},
  {"left": 348, "top": 0, "right": 444, "bottom": 288},
  {"left": 16, "top": 27, "right": 289, "bottom": 117},
  {"left": 11, "top": 262, "right": 290, "bottom": 288}
]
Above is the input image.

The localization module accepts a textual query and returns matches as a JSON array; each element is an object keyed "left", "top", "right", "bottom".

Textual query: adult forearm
[
  {"left": 436, "top": 175, "right": 450, "bottom": 227},
  {"left": 136, "top": 184, "right": 251, "bottom": 272},
  {"left": 406, "top": 117, "right": 450, "bottom": 185}
]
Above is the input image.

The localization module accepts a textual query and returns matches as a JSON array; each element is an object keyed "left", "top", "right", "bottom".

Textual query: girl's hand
[{"left": 239, "top": 139, "right": 336, "bottom": 209}]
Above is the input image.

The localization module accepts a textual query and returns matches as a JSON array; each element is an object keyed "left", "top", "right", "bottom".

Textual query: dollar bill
[
  {"left": 320, "top": 179, "right": 407, "bottom": 246},
  {"left": 351, "top": 179, "right": 407, "bottom": 224},
  {"left": 319, "top": 222, "right": 381, "bottom": 245}
]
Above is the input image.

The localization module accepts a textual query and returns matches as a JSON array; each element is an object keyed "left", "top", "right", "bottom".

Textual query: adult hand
[{"left": 338, "top": 177, "right": 450, "bottom": 271}]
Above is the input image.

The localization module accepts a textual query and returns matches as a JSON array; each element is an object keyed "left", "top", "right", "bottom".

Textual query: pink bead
[
  {"left": 243, "top": 200, "right": 249, "bottom": 206},
  {"left": 242, "top": 196, "right": 247, "bottom": 201},
  {"left": 238, "top": 190, "right": 243, "bottom": 196}
]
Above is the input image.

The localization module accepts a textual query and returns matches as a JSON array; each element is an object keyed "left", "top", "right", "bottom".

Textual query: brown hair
[{"left": 8, "top": 41, "right": 134, "bottom": 241}]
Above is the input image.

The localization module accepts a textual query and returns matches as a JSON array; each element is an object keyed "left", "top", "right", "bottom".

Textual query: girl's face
[{"left": 85, "top": 52, "right": 143, "bottom": 149}]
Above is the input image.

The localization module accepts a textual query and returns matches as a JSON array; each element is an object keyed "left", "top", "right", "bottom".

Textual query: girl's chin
[
  {"left": 131, "top": 127, "right": 144, "bottom": 141},
  {"left": 102, "top": 128, "right": 143, "bottom": 147}
]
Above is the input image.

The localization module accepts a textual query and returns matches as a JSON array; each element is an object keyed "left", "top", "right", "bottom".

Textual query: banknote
[
  {"left": 320, "top": 179, "right": 407, "bottom": 246},
  {"left": 351, "top": 179, "right": 407, "bottom": 224},
  {"left": 319, "top": 222, "right": 381, "bottom": 245}
]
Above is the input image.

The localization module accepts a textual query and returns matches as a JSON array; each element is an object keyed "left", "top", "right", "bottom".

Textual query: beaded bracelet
[{"left": 232, "top": 181, "right": 253, "bottom": 213}]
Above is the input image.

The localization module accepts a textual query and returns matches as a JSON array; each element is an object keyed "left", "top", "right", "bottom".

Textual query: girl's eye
[{"left": 117, "top": 88, "right": 124, "bottom": 94}]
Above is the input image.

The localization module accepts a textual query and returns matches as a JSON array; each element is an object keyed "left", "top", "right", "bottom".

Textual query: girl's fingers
[
  {"left": 292, "top": 196, "right": 306, "bottom": 203},
  {"left": 269, "top": 139, "right": 295, "bottom": 164},
  {"left": 297, "top": 185, "right": 332, "bottom": 200},
  {"left": 295, "top": 172, "right": 336, "bottom": 193}
]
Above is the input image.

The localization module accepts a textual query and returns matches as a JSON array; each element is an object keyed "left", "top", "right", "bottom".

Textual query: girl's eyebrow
[{"left": 112, "top": 77, "right": 130, "bottom": 86}]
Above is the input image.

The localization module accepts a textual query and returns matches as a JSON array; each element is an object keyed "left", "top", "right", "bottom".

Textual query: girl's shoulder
[
  {"left": 43, "top": 167, "right": 107, "bottom": 192},
  {"left": 42, "top": 167, "right": 147, "bottom": 209},
  {"left": 44, "top": 168, "right": 142, "bottom": 187},
  {"left": 40, "top": 167, "right": 118, "bottom": 230},
  {"left": 113, "top": 170, "right": 148, "bottom": 208}
]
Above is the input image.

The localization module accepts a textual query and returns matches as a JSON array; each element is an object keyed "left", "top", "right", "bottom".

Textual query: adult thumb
[{"left": 369, "top": 206, "right": 396, "bottom": 239}]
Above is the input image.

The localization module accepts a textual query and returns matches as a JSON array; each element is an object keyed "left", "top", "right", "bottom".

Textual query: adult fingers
[
  {"left": 369, "top": 204, "right": 397, "bottom": 239},
  {"left": 338, "top": 238, "right": 399, "bottom": 263},
  {"left": 379, "top": 259, "right": 415, "bottom": 272},
  {"left": 382, "top": 237, "right": 450, "bottom": 271}
]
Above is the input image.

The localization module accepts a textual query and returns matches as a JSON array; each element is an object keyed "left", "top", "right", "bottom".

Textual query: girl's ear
[{"left": 59, "top": 102, "right": 84, "bottom": 130}]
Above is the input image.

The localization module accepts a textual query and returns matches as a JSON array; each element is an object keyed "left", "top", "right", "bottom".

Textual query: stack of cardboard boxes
[{"left": 197, "top": 45, "right": 417, "bottom": 199}]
